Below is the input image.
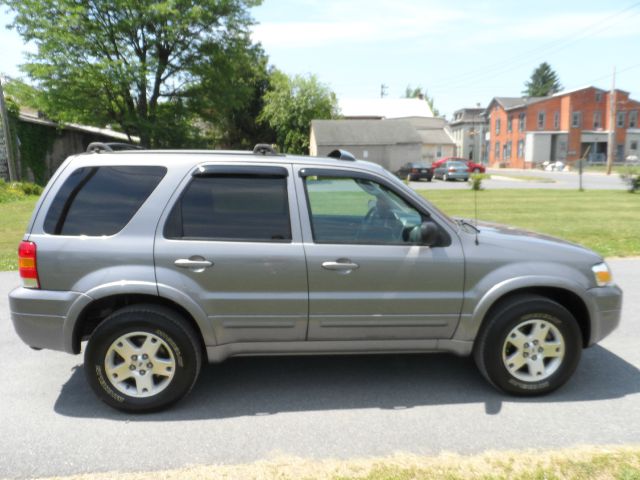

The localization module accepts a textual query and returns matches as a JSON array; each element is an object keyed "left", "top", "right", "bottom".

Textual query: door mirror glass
[{"left": 420, "top": 221, "right": 439, "bottom": 246}]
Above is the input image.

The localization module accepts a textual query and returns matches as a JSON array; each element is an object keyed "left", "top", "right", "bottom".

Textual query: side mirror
[{"left": 420, "top": 221, "right": 439, "bottom": 246}]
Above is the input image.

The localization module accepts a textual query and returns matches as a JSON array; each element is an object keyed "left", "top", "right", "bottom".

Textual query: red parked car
[{"left": 433, "top": 157, "right": 486, "bottom": 173}]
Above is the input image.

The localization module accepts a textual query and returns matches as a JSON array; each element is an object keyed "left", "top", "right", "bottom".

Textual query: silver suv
[{"left": 9, "top": 147, "right": 622, "bottom": 412}]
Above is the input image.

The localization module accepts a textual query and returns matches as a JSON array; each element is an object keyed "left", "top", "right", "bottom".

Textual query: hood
[{"left": 458, "top": 218, "right": 602, "bottom": 264}]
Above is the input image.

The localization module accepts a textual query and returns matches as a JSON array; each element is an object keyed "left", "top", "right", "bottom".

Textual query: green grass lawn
[
  {"left": 0, "top": 190, "right": 638, "bottom": 271},
  {"left": 0, "top": 197, "right": 38, "bottom": 271},
  {"left": 420, "top": 189, "right": 640, "bottom": 258}
]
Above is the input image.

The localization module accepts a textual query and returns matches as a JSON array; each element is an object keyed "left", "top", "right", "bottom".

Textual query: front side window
[
  {"left": 304, "top": 176, "right": 424, "bottom": 245},
  {"left": 44, "top": 166, "right": 166, "bottom": 236},
  {"left": 165, "top": 175, "right": 291, "bottom": 242}
]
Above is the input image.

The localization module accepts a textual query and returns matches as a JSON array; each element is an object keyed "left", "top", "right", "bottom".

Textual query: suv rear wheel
[
  {"left": 84, "top": 304, "right": 202, "bottom": 412},
  {"left": 474, "top": 295, "right": 582, "bottom": 395}
]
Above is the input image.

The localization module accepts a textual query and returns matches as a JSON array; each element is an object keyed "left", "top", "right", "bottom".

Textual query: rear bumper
[
  {"left": 586, "top": 284, "right": 623, "bottom": 346},
  {"left": 9, "top": 287, "right": 88, "bottom": 353}
]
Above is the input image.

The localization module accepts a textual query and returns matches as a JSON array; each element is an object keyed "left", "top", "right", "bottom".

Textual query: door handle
[
  {"left": 174, "top": 258, "right": 213, "bottom": 269},
  {"left": 321, "top": 260, "right": 359, "bottom": 271}
]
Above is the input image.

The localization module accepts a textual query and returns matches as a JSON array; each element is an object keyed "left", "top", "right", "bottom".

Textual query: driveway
[
  {"left": 1, "top": 260, "right": 639, "bottom": 478},
  {"left": 410, "top": 168, "right": 628, "bottom": 190}
]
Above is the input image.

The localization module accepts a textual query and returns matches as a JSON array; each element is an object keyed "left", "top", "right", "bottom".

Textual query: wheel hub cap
[
  {"left": 104, "top": 331, "right": 176, "bottom": 398},
  {"left": 502, "top": 319, "right": 565, "bottom": 382}
]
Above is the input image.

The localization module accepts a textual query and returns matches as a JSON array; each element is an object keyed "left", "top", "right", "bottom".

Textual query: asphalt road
[
  {"left": 411, "top": 168, "right": 628, "bottom": 190},
  {"left": 1, "top": 260, "right": 639, "bottom": 479}
]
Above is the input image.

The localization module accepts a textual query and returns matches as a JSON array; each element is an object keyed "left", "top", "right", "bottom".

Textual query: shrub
[
  {"left": 620, "top": 167, "right": 640, "bottom": 193},
  {"left": 0, "top": 181, "right": 43, "bottom": 203},
  {"left": 470, "top": 173, "right": 490, "bottom": 191}
]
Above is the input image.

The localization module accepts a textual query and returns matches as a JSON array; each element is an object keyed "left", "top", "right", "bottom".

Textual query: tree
[
  {"left": 2, "top": 0, "right": 262, "bottom": 147},
  {"left": 258, "top": 71, "right": 339, "bottom": 154},
  {"left": 403, "top": 85, "right": 439, "bottom": 116},
  {"left": 523, "top": 62, "right": 562, "bottom": 97}
]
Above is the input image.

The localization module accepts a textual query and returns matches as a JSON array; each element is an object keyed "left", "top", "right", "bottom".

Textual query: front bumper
[
  {"left": 586, "top": 284, "right": 623, "bottom": 346},
  {"left": 9, "top": 287, "right": 87, "bottom": 353}
]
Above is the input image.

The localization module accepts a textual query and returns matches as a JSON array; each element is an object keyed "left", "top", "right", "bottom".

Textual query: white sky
[{"left": 2, "top": 0, "right": 639, "bottom": 117}]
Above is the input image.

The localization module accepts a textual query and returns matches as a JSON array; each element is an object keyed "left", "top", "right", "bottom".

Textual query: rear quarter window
[{"left": 43, "top": 165, "right": 166, "bottom": 236}]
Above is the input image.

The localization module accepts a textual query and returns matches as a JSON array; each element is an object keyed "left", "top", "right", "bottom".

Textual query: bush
[
  {"left": 620, "top": 167, "right": 640, "bottom": 193},
  {"left": 470, "top": 173, "right": 490, "bottom": 191},
  {"left": 0, "top": 180, "right": 43, "bottom": 203}
]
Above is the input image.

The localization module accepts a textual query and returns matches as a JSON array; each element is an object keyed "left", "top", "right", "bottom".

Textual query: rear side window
[
  {"left": 44, "top": 166, "right": 166, "bottom": 236},
  {"left": 164, "top": 175, "right": 291, "bottom": 242}
]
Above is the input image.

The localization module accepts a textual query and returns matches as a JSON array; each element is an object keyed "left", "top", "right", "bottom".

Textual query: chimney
[{"left": 417, "top": 93, "right": 425, "bottom": 100}]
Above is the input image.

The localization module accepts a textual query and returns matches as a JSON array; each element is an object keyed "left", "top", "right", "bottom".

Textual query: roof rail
[
  {"left": 327, "top": 149, "right": 356, "bottom": 161},
  {"left": 86, "top": 142, "right": 144, "bottom": 153},
  {"left": 253, "top": 144, "right": 280, "bottom": 156}
]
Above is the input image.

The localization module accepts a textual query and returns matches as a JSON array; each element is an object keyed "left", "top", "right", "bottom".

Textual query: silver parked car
[
  {"left": 434, "top": 160, "right": 470, "bottom": 181},
  {"left": 9, "top": 145, "right": 622, "bottom": 412}
]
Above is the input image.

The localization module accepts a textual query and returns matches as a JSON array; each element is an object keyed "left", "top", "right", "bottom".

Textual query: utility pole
[
  {"left": 606, "top": 66, "right": 616, "bottom": 176},
  {"left": 0, "top": 76, "right": 17, "bottom": 181},
  {"left": 380, "top": 84, "right": 388, "bottom": 99}
]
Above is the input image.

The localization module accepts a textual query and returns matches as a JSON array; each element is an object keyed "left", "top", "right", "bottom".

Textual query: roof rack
[
  {"left": 86, "top": 142, "right": 144, "bottom": 153},
  {"left": 327, "top": 149, "right": 356, "bottom": 161},
  {"left": 253, "top": 144, "right": 280, "bottom": 156}
]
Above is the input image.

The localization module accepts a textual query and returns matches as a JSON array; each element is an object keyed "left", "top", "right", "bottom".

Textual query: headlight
[{"left": 592, "top": 262, "right": 613, "bottom": 287}]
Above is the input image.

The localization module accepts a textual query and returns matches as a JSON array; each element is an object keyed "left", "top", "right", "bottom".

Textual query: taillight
[{"left": 18, "top": 241, "right": 39, "bottom": 289}]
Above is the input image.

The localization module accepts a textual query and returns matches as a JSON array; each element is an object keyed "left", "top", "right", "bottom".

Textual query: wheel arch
[
  {"left": 476, "top": 287, "right": 591, "bottom": 348},
  {"left": 70, "top": 293, "right": 209, "bottom": 355}
]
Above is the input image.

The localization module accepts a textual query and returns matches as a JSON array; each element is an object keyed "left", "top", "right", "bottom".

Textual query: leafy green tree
[
  {"left": 403, "top": 85, "right": 439, "bottom": 117},
  {"left": 2, "top": 77, "right": 42, "bottom": 111},
  {"left": 523, "top": 62, "right": 563, "bottom": 97},
  {"left": 2, "top": 0, "right": 262, "bottom": 147},
  {"left": 259, "top": 71, "right": 339, "bottom": 154}
]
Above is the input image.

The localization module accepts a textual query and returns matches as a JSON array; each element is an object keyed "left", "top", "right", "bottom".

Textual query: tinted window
[
  {"left": 165, "top": 175, "right": 291, "bottom": 242},
  {"left": 304, "top": 176, "right": 423, "bottom": 245},
  {"left": 44, "top": 166, "right": 166, "bottom": 236}
]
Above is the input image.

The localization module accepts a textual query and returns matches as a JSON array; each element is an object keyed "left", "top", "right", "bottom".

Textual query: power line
[{"left": 429, "top": 1, "right": 640, "bottom": 90}]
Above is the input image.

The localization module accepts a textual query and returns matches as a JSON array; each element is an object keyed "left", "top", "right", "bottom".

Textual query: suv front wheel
[
  {"left": 474, "top": 295, "right": 582, "bottom": 395},
  {"left": 84, "top": 304, "right": 202, "bottom": 413}
]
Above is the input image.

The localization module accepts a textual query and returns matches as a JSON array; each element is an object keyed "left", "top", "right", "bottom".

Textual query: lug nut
[
  {"left": 533, "top": 340, "right": 539, "bottom": 345},
  {"left": 129, "top": 364, "right": 136, "bottom": 371},
  {"left": 532, "top": 355, "right": 538, "bottom": 360},
  {"left": 523, "top": 352, "right": 529, "bottom": 358},
  {"left": 538, "top": 347, "right": 544, "bottom": 353},
  {"left": 131, "top": 355, "right": 138, "bottom": 361},
  {"left": 147, "top": 363, "right": 153, "bottom": 369},
  {"left": 140, "top": 370, "right": 146, "bottom": 375},
  {"left": 524, "top": 343, "right": 529, "bottom": 348},
  {"left": 142, "top": 354, "right": 148, "bottom": 360}
]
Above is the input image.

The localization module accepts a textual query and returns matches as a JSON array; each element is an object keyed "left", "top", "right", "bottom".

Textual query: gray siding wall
[{"left": 315, "top": 143, "right": 422, "bottom": 172}]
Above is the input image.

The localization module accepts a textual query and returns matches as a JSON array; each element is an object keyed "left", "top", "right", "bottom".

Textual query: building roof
[
  {"left": 18, "top": 109, "right": 140, "bottom": 143},
  {"left": 311, "top": 119, "right": 422, "bottom": 146},
  {"left": 339, "top": 98, "right": 434, "bottom": 119},
  {"left": 416, "top": 128, "right": 455, "bottom": 145},
  {"left": 402, "top": 116, "right": 448, "bottom": 130},
  {"left": 450, "top": 107, "right": 486, "bottom": 125}
]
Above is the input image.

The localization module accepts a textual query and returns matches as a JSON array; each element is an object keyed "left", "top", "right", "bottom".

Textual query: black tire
[
  {"left": 473, "top": 295, "right": 582, "bottom": 396},
  {"left": 84, "top": 304, "right": 202, "bottom": 413},
  {"left": 427, "top": 176, "right": 433, "bottom": 182}
]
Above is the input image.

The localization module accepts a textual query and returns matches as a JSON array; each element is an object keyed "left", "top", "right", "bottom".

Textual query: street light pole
[{"left": 606, "top": 66, "right": 616, "bottom": 176}]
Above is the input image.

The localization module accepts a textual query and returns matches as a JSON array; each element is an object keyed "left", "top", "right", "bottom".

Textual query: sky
[{"left": 1, "top": 0, "right": 639, "bottom": 118}]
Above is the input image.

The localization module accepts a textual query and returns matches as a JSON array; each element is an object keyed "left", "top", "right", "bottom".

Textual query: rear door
[{"left": 154, "top": 164, "right": 308, "bottom": 345}]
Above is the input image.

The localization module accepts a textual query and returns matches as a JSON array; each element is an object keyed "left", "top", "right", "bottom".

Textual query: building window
[
  {"left": 537, "top": 111, "right": 545, "bottom": 129},
  {"left": 630, "top": 111, "right": 638, "bottom": 128},
  {"left": 519, "top": 112, "right": 526, "bottom": 132},
  {"left": 495, "top": 141, "right": 500, "bottom": 160},
  {"left": 595, "top": 92, "right": 602, "bottom": 102},
  {"left": 631, "top": 141, "right": 638, "bottom": 150},
  {"left": 507, "top": 115, "right": 513, "bottom": 132},
  {"left": 617, "top": 112, "right": 626, "bottom": 128},
  {"left": 504, "top": 142, "right": 512, "bottom": 160},
  {"left": 616, "top": 144, "right": 624, "bottom": 162},
  {"left": 593, "top": 111, "right": 602, "bottom": 129},
  {"left": 553, "top": 112, "right": 560, "bottom": 129},
  {"left": 517, "top": 140, "right": 524, "bottom": 158},
  {"left": 496, "top": 118, "right": 501, "bottom": 134},
  {"left": 571, "top": 111, "right": 582, "bottom": 128}
]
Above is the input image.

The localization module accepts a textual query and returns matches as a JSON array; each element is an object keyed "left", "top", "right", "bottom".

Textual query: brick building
[{"left": 485, "top": 87, "right": 640, "bottom": 168}]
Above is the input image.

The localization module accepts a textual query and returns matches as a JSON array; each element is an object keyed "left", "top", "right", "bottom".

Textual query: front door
[
  {"left": 296, "top": 167, "right": 465, "bottom": 341},
  {"left": 154, "top": 164, "right": 308, "bottom": 345}
]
